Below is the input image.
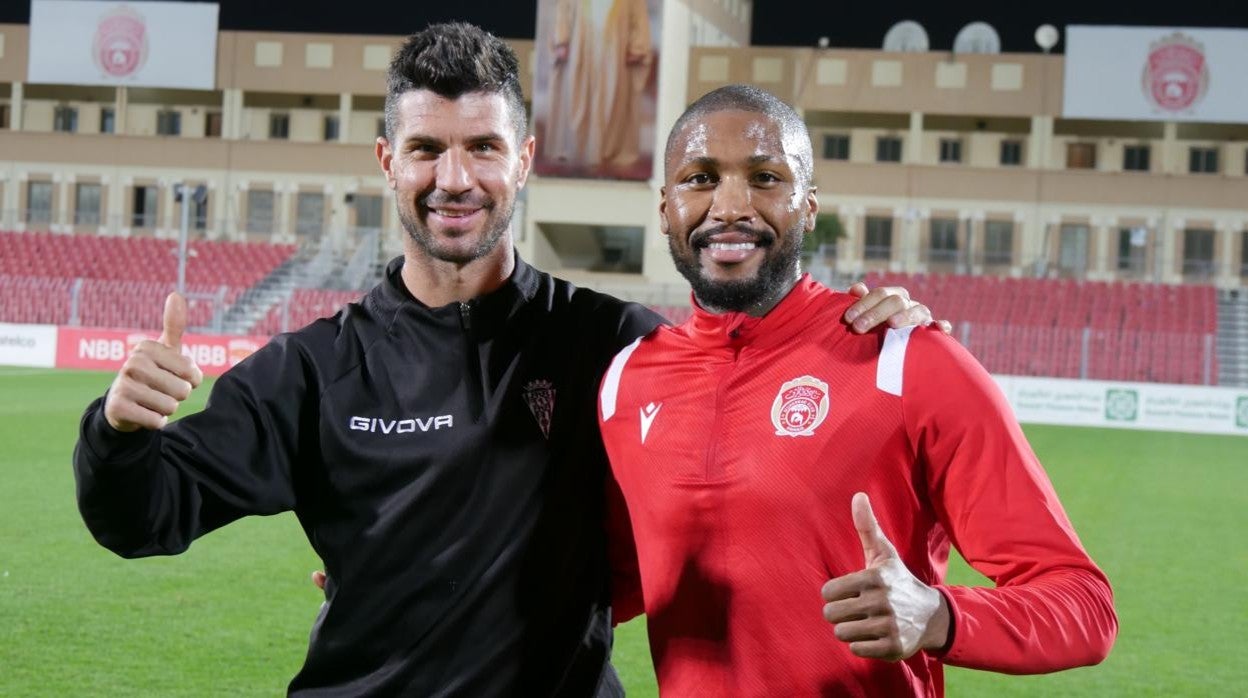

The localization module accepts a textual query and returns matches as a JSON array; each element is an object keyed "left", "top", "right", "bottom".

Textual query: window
[
  {"left": 74, "top": 183, "right": 102, "bottom": 226},
  {"left": 53, "top": 105, "right": 78, "bottom": 133},
  {"left": 205, "top": 111, "right": 223, "bottom": 138},
  {"left": 822, "top": 134, "right": 849, "bottom": 160},
  {"left": 1182, "top": 228, "right": 1215, "bottom": 278},
  {"left": 296, "top": 192, "right": 325, "bottom": 237},
  {"left": 938, "top": 139, "right": 962, "bottom": 164},
  {"left": 1241, "top": 231, "right": 1248, "bottom": 277},
  {"left": 156, "top": 110, "right": 182, "bottom": 136},
  {"left": 190, "top": 190, "right": 209, "bottom": 230},
  {"left": 864, "top": 217, "right": 892, "bottom": 260},
  {"left": 1123, "top": 145, "right": 1150, "bottom": 172},
  {"left": 353, "top": 194, "right": 383, "bottom": 232},
  {"left": 269, "top": 113, "right": 290, "bottom": 139},
  {"left": 323, "top": 115, "right": 340, "bottom": 142},
  {"left": 0, "top": 103, "right": 10, "bottom": 129},
  {"left": 875, "top": 136, "right": 902, "bottom": 163},
  {"left": 132, "top": 186, "right": 158, "bottom": 228},
  {"left": 247, "top": 190, "right": 275, "bottom": 233},
  {"left": 928, "top": 218, "right": 958, "bottom": 262},
  {"left": 1058, "top": 224, "right": 1089, "bottom": 276},
  {"left": 536, "top": 223, "right": 645, "bottom": 273},
  {"left": 1066, "top": 143, "right": 1096, "bottom": 169},
  {"left": 1117, "top": 227, "right": 1147, "bottom": 273},
  {"left": 99, "top": 107, "right": 115, "bottom": 134},
  {"left": 999, "top": 140, "right": 1023, "bottom": 166},
  {"left": 1189, "top": 147, "right": 1219, "bottom": 174},
  {"left": 984, "top": 221, "right": 1013, "bottom": 265},
  {"left": 26, "top": 182, "right": 53, "bottom": 225}
]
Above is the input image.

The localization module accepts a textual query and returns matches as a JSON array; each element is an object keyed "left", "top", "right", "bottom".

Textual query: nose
[
  {"left": 435, "top": 147, "right": 474, "bottom": 195},
  {"left": 708, "top": 175, "right": 753, "bottom": 227}
]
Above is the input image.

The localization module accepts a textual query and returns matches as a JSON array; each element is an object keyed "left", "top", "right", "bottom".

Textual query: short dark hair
[
  {"left": 384, "top": 22, "right": 528, "bottom": 145},
  {"left": 665, "top": 84, "right": 813, "bottom": 189}
]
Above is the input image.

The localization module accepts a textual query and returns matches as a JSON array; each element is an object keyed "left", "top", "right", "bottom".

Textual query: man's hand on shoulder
[
  {"left": 820, "top": 493, "right": 950, "bottom": 661},
  {"left": 844, "top": 282, "right": 953, "bottom": 335}
]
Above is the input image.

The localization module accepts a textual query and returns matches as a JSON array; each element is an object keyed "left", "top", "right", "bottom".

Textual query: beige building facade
[{"left": 2, "top": 1, "right": 1245, "bottom": 298}]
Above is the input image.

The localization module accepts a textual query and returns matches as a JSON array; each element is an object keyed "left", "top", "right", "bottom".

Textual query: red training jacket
[{"left": 598, "top": 276, "right": 1116, "bottom": 697}]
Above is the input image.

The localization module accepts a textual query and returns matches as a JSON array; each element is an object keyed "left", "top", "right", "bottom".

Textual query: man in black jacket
[{"left": 73, "top": 22, "right": 933, "bottom": 696}]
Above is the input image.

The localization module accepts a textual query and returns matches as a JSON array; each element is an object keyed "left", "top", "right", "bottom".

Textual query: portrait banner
[{"left": 533, "top": 0, "right": 663, "bottom": 181}]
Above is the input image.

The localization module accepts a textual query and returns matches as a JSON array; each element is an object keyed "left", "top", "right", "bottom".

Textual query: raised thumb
[
  {"left": 159, "top": 292, "right": 188, "bottom": 350},
  {"left": 852, "top": 492, "right": 896, "bottom": 567}
]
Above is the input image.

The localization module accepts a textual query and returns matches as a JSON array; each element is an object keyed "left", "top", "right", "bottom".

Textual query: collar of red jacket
[{"left": 685, "top": 273, "right": 824, "bottom": 350}]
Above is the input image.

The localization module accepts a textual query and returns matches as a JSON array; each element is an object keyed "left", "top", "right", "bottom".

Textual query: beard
[
  {"left": 670, "top": 221, "right": 804, "bottom": 313},
  {"left": 397, "top": 192, "right": 514, "bottom": 266}
]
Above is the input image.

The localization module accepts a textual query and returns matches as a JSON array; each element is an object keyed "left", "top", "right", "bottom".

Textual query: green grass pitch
[{"left": 1, "top": 367, "right": 1244, "bottom": 695}]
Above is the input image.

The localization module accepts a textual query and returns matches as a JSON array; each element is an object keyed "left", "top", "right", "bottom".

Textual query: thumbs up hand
[
  {"left": 103, "top": 292, "right": 205, "bottom": 432},
  {"left": 820, "top": 492, "right": 950, "bottom": 661}
]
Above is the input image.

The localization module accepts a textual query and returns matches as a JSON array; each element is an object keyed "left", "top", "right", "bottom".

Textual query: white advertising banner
[
  {"left": 28, "top": 1, "right": 219, "bottom": 89},
  {"left": 0, "top": 323, "right": 58, "bottom": 368},
  {"left": 993, "top": 375, "right": 1248, "bottom": 438},
  {"left": 1063, "top": 26, "right": 1248, "bottom": 124}
]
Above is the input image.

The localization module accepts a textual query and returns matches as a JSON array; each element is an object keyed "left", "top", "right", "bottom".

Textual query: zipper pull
[{"left": 459, "top": 301, "right": 472, "bottom": 331}]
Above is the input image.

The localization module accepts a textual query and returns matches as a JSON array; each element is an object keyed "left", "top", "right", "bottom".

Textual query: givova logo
[
  {"left": 1105, "top": 389, "right": 1139, "bottom": 422},
  {"left": 1236, "top": 396, "right": 1248, "bottom": 429}
]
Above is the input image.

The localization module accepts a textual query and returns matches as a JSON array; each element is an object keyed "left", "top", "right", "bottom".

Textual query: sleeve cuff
[
  {"left": 79, "top": 395, "right": 159, "bottom": 467},
  {"left": 926, "top": 585, "right": 959, "bottom": 658}
]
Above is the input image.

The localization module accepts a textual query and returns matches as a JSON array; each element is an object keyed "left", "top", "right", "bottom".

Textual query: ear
[
  {"left": 376, "top": 137, "right": 396, "bottom": 190},
  {"left": 804, "top": 186, "right": 819, "bottom": 233},
  {"left": 515, "top": 135, "right": 536, "bottom": 190},
  {"left": 658, "top": 185, "right": 670, "bottom": 236}
]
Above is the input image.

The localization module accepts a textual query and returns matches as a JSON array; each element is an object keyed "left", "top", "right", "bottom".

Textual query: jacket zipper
[{"left": 459, "top": 301, "right": 484, "bottom": 419}]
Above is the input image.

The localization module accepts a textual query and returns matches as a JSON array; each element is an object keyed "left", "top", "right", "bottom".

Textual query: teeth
[
  {"left": 708, "top": 242, "right": 756, "bottom": 251},
  {"left": 434, "top": 209, "right": 473, "bottom": 218}
]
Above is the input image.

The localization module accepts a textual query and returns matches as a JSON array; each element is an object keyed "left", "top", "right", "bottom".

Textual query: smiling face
[
  {"left": 661, "top": 108, "right": 818, "bottom": 314},
  {"left": 377, "top": 89, "right": 533, "bottom": 268}
]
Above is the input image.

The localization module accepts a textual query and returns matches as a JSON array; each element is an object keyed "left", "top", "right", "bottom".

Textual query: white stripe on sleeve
[
  {"left": 600, "top": 337, "right": 643, "bottom": 421},
  {"left": 876, "top": 326, "right": 916, "bottom": 397}
]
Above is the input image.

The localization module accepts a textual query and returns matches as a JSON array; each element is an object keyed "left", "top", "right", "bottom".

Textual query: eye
[
  {"left": 684, "top": 172, "right": 715, "bottom": 185},
  {"left": 753, "top": 171, "right": 781, "bottom": 184},
  {"left": 473, "top": 142, "right": 498, "bottom": 153}
]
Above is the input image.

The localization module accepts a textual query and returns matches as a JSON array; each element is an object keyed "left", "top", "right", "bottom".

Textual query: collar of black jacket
[{"left": 377, "top": 252, "right": 541, "bottom": 335}]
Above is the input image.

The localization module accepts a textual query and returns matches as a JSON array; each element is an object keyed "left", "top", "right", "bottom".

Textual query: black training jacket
[{"left": 73, "top": 256, "right": 664, "bottom": 696}]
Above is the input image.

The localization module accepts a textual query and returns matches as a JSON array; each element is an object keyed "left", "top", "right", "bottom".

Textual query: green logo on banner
[
  {"left": 1236, "top": 396, "right": 1248, "bottom": 429},
  {"left": 1105, "top": 389, "right": 1139, "bottom": 422}
]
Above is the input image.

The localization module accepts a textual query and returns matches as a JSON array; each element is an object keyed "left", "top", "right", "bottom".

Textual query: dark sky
[{"left": 3, "top": 1, "right": 1246, "bottom": 53}]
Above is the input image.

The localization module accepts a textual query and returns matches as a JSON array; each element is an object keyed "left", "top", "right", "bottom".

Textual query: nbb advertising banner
[
  {"left": 993, "top": 375, "right": 1248, "bottom": 438},
  {"left": 1063, "top": 25, "right": 1248, "bottom": 124},
  {"left": 55, "top": 327, "right": 265, "bottom": 377},
  {"left": 28, "top": 1, "right": 219, "bottom": 89},
  {"left": 0, "top": 323, "right": 58, "bottom": 368}
]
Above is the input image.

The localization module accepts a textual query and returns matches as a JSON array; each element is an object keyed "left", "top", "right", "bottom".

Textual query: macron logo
[
  {"left": 639, "top": 402, "right": 662, "bottom": 444},
  {"left": 349, "top": 415, "right": 453, "bottom": 434}
]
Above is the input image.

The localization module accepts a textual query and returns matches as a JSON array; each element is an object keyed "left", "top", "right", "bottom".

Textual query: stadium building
[{"left": 1, "top": 1, "right": 1247, "bottom": 394}]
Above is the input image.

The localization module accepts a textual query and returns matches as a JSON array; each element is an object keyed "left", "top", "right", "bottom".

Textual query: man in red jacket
[{"left": 598, "top": 84, "right": 1117, "bottom": 696}]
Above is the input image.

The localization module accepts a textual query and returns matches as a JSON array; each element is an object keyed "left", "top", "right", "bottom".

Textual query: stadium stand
[
  {"left": 0, "top": 275, "right": 74, "bottom": 325},
  {"left": 251, "top": 288, "right": 365, "bottom": 335},
  {"left": 0, "top": 231, "right": 297, "bottom": 330},
  {"left": 863, "top": 272, "right": 1219, "bottom": 385},
  {"left": 1, "top": 230, "right": 1230, "bottom": 386}
]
